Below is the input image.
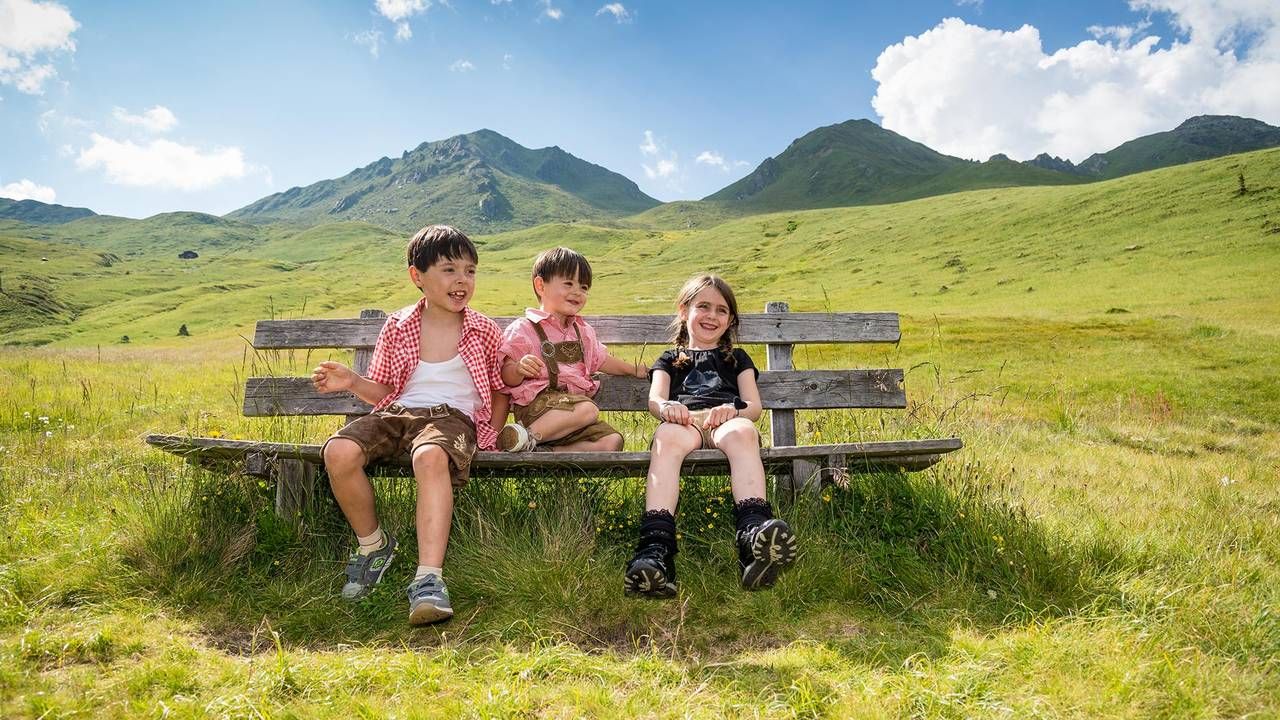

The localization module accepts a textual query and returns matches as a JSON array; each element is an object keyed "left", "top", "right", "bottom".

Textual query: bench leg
[{"left": 274, "top": 458, "right": 317, "bottom": 519}]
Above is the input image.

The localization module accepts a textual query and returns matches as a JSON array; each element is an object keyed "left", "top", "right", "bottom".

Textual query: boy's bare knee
[
  {"left": 323, "top": 439, "right": 365, "bottom": 473},
  {"left": 575, "top": 401, "right": 600, "bottom": 424},
  {"left": 411, "top": 444, "right": 449, "bottom": 475},
  {"left": 598, "top": 433, "right": 624, "bottom": 451}
]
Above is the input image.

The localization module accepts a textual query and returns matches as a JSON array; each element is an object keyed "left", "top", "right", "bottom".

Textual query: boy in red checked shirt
[
  {"left": 496, "top": 247, "right": 646, "bottom": 452},
  {"left": 310, "top": 225, "right": 508, "bottom": 626}
]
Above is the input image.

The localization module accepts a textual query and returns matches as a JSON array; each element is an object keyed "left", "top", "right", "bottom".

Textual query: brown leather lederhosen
[{"left": 530, "top": 320, "right": 584, "bottom": 391}]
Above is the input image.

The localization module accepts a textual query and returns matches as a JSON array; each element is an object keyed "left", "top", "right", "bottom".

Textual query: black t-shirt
[{"left": 650, "top": 347, "right": 759, "bottom": 410}]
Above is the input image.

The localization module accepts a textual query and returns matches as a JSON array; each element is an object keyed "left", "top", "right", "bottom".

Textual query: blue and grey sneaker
[
  {"left": 407, "top": 573, "right": 454, "bottom": 625},
  {"left": 340, "top": 532, "right": 398, "bottom": 601}
]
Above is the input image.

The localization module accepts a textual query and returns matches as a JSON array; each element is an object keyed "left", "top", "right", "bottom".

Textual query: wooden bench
[{"left": 146, "top": 302, "right": 962, "bottom": 516}]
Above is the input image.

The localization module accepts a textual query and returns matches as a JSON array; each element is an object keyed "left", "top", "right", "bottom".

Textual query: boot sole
[
  {"left": 624, "top": 561, "right": 677, "bottom": 598},
  {"left": 409, "top": 601, "right": 454, "bottom": 626},
  {"left": 497, "top": 425, "right": 525, "bottom": 452},
  {"left": 742, "top": 519, "right": 798, "bottom": 590}
]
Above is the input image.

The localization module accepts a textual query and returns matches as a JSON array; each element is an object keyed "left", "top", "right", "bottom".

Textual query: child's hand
[
  {"left": 633, "top": 362, "right": 648, "bottom": 379},
  {"left": 701, "top": 403, "right": 739, "bottom": 430},
  {"left": 515, "top": 354, "right": 545, "bottom": 379},
  {"left": 659, "top": 401, "right": 691, "bottom": 425},
  {"left": 312, "top": 361, "right": 355, "bottom": 393}
]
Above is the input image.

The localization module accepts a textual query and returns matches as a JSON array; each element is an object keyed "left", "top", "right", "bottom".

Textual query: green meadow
[{"left": 1, "top": 149, "right": 1278, "bottom": 717}]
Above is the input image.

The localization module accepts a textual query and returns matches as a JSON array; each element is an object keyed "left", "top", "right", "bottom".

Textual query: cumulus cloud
[
  {"left": 450, "top": 58, "right": 475, "bottom": 72},
  {"left": 112, "top": 105, "right": 177, "bottom": 133},
  {"left": 0, "top": 0, "right": 77, "bottom": 95},
  {"left": 375, "top": 0, "right": 430, "bottom": 41},
  {"left": 639, "top": 130, "right": 679, "bottom": 181},
  {"left": 695, "top": 150, "right": 728, "bottom": 170},
  {"left": 0, "top": 178, "right": 55, "bottom": 202},
  {"left": 502, "top": 52, "right": 513, "bottom": 69},
  {"left": 955, "top": 0, "right": 983, "bottom": 8},
  {"left": 871, "top": 2, "right": 1280, "bottom": 162},
  {"left": 540, "top": 0, "right": 562, "bottom": 21},
  {"left": 353, "top": 28, "right": 383, "bottom": 57},
  {"left": 76, "top": 133, "right": 250, "bottom": 191},
  {"left": 596, "top": 3, "right": 631, "bottom": 23}
]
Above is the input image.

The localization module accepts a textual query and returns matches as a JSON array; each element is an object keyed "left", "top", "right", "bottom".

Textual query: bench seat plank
[
  {"left": 146, "top": 434, "right": 961, "bottom": 476},
  {"left": 253, "top": 312, "right": 901, "bottom": 349},
  {"left": 242, "top": 370, "right": 906, "bottom": 416}
]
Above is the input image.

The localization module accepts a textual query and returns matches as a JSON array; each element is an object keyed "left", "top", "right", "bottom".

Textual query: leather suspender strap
[{"left": 530, "top": 319, "right": 582, "bottom": 391}]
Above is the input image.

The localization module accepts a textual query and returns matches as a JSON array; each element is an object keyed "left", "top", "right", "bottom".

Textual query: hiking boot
[
  {"left": 497, "top": 423, "right": 537, "bottom": 452},
  {"left": 340, "top": 532, "right": 398, "bottom": 601},
  {"left": 624, "top": 544, "right": 677, "bottom": 598},
  {"left": 738, "top": 518, "right": 798, "bottom": 590},
  {"left": 407, "top": 573, "right": 454, "bottom": 625}
]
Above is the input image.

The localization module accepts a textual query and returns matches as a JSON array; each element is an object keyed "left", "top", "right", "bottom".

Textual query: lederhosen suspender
[{"left": 530, "top": 320, "right": 584, "bottom": 391}]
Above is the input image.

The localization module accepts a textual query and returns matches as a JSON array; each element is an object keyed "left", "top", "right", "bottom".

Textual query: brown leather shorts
[
  {"left": 325, "top": 403, "right": 477, "bottom": 487},
  {"left": 513, "top": 388, "right": 620, "bottom": 448}
]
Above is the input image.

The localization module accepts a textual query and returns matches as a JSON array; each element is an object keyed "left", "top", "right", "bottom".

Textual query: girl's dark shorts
[{"left": 323, "top": 403, "right": 477, "bottom": 487}]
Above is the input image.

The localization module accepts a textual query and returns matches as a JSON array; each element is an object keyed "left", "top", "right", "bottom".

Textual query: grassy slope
[{"left": 1, "top": 149, "right": 1279, "bottom": 717}]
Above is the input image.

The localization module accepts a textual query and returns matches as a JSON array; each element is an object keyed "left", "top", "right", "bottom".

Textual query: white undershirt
[{"left": 395, "top": 354, "right": 481, "bottom": 419}]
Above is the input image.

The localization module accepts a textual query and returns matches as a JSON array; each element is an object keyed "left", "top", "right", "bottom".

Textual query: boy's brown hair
[
  {"left": 531, "top": 247, "right": 593, "bottom": 300},
  {"left": 407, "top": 225, "right": 478, "bottom": 271}
]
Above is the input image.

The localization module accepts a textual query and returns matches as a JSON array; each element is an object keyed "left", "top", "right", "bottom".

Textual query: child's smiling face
[
  {"left": 683, "top": 286, "right": 732, "bottom": 349},
  {"left": 411, "top": 255, "right": 476, "bottom": 313},
  {"left": 535, "top": 272, "right": 590, "bottom": 321}
]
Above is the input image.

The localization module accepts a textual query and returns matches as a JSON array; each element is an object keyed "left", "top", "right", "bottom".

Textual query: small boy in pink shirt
[{"left": 497, "top": 247, "right": 646, "bottom": 452}]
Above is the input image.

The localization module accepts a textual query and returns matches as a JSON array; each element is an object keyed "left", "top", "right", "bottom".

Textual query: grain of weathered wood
[
  {"left": 253, "top": 312, "right": 900, "bottom": 349},
  {"left": 242, "top": 369, "right": 906, "bottom": 416},
  {"left": 145, "top": 434, "right": 962, "bottom": 476},
  {"left": 345, "top": 309, "right": 386, "bottom": 425}
]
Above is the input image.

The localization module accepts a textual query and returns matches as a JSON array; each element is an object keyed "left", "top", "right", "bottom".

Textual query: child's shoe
[
  {"left": 497, "top": 423, "right": 538, "bottom": 452},
  {"left": 737, "top": 518, "right": 798, "bottom": 590},
  {"left": 624, "top": 544, "right": 678, "bottom": 598},
  {"left": 407, "top": 573, "right": 454, "bottom": 625},
  {"left": 340, "top": 532, "right": 398, "bottom": 600}
]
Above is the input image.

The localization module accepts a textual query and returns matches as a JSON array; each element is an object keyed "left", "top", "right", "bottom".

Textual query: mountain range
[{"left": 7, "top": 115, "right": 1278, "bottom": 232}]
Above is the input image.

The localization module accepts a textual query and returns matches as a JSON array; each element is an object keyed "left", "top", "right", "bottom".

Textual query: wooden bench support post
[
  {"left": 766, "top": 301, "right": 813, "bottom": 499},
  {"left": 274, "top": 458, "right": 317, "bottom": 519}
]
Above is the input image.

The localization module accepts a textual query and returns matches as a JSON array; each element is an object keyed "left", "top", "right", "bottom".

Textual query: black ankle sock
[
  {"left": 637, "top": 508, "right": 677, "bottom": 555},
  {"left": 733, "top": 497, "right": 773, "bottom": 534}
]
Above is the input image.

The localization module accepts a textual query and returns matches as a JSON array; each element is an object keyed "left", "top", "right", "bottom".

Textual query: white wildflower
[
  {"left": 1219, "top": 476, "right": 1234, "bottom": 487},
  {"left": 39, "top": 416, "right": 49, "bottom": 423},
  {"left": 45, "top": 431, "right": 53, "bottom": 438},
  {"left": 986, "top": 589, "right": 997, "bottom": 599}
]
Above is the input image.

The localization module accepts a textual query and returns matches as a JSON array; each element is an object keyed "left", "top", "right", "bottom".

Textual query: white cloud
[
  {"left": 76, "top": 133, "right": 251, "bottom": 191},
  {"left": 0, "top": 178, "right": 55, "bottom": 202},
  {"left": 352, "top": 28, "right": 383, "bottom": 57},
  {"left": 596, "top": 3, "right": 631, "bottom": 23},
  {"left": 540, "top": 0, "right": 562, "bottom": 21},
  {"left": 639, "top": 130, "right": 680, "bottom": 182},
  {"left": 695, "top": 150, "right": 727, "bottom": 169},
  {"left": 0, "top": 0, "right": 78, "bottom": 95},
  {"left": 871, "top": 4, "right": 1280, "bottom": 162},
  {"left": 502, "top": 52, "right": 513, "bottom": 69},
  {"left": 955, "top": 0, "right": 983, "bottom": 8},
  {"left": 374, "top": 0, "right": 429, "bottom": 41},
  {"left": 450, "top": 59, "right": 475, "bottom": 72},
  {"left": 112, "top": 105, "right": 178, "bottom": 133}
]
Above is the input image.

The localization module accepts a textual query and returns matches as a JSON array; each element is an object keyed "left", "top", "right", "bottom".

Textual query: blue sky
[{"left": 2, "top": 0, "right": 1278, "bottom": 218}]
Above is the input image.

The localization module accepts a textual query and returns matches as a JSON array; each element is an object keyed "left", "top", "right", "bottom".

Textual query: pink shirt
[
  {"left": 366, "top": 299, "right": 504, "bottom": 450},
  {"left": 498, "top": 308, "right": 609, "bottom": 406}
]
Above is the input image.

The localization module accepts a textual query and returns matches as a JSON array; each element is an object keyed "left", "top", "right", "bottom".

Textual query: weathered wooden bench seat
[{"left": 146, "top": 302, "right": 962, "bottom": 515}]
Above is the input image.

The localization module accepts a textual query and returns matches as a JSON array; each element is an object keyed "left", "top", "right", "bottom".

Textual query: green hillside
[
  {"left": 1027, "top": 115, "right": 1280, "bottom": 179},
  {"left": 229, "top": 129, "right": 660, "bottom": 233},
  {"left": 702, "top": 119, "right": 1082, "bottom": 213},
  {"left": 3, "top": 147, "right": 1277, "bottom": 348},
  {"left": 0, "top": 197, "right": 96, "bottom": 224}
]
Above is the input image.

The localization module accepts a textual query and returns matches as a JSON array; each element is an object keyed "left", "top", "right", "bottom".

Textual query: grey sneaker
[
  {"left": 407, "top": 573, "right": 454, "bottom": 625},
  {"left": 340, "top": 532, "right": 397, "bottom": 601}
]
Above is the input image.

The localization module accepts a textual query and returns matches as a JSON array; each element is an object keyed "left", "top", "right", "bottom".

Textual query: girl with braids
[{"left": 624, "top": 274, "right": 798, "bottom": 597}]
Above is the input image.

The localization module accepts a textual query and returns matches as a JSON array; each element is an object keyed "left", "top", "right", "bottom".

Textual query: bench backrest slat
[
  {"left": 243, "top": 370, "right": 906, "bottom": 417},
  {"left": 253, "top": 312, "right": 900, "bottom": 349}
]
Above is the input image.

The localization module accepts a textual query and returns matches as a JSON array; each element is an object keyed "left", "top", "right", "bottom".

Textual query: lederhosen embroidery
[{"left": 531, "top": 320, "right": 584, "bottom": 391}]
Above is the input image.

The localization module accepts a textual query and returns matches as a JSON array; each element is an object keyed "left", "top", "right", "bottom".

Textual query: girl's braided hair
[{"left": 669, "top": 274, "right": 741, "bottom": 367}]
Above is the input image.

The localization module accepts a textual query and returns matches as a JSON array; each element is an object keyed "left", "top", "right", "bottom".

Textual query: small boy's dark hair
[
  {"left": 531, "top": 247, "right": 592, "bottom": 300},
  {"left": 407, "top": 225, "right": 477, "bottom": 271}
]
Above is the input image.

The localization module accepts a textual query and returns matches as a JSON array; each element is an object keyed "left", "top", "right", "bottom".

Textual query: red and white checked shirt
[{"left": 366, "top": 298, "right": 505, "bottom": 450}]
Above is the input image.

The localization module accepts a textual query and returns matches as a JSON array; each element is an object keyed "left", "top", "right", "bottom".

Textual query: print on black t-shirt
[{"left": 650, "top": 348, "right": 759, "bottom": 410}]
